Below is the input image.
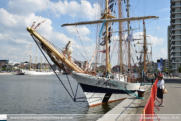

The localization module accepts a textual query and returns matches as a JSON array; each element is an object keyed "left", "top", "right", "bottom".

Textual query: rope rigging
[{"left": 31, "top": 34, "right": 88, "bottom": 102}]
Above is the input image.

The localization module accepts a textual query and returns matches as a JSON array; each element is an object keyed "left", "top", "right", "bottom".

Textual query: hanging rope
[
  {"left": 35, "top": 0, "right": 50, "bottom": 23},
  {"left": 22, "top": 43, "right": 32, "bottom": 62},
  {"left": 75, "top": 27, "right": 89, "bottom": 61},
  {"left": 31, "top": 35, "right": 75, "bottom": 101}
]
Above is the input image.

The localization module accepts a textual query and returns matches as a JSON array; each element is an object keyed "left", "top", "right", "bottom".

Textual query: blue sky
[{"left": 0, "top": 0, "right": 170, "bottom": 66}]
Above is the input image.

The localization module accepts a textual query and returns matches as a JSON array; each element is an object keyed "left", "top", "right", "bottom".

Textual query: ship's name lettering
[
  {"left": 103, "top": 82, "right": 118, "bottom": 87},
  {"left": 95, "top": 79, "right": 104, "bottom": 85}
]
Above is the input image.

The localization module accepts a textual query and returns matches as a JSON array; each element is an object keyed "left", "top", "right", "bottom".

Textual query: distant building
[
  {"left": 170, "top": 0, "right": 181, "bottom": 76},
  {"left": 51, "top": 64, "right": 60, "bottom": 71},
  {"left": 157, "top": 59, "right": 168, "bottom": 72},
  {"left": 90, "top": 63, "right": 97, "bottom": 71},
  {"left": 0, "top": 60, "right": 9, "bottom": 65},
  {"left": 111, "top": 64, "right": 128, "bottom": 73},
  {"left": 168, "top": 26, "right": 171, "bottom": 72},
  {"left": 74, "top": 60, "right": 84, "bottom": 69}
]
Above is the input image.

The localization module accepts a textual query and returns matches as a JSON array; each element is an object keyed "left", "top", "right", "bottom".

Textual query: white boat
[
  {"left": 72, "top": 72, "right": 140, "bottom": 106},
  {"left": 21, "top": 69, "right": 54, "bottom": 75}
]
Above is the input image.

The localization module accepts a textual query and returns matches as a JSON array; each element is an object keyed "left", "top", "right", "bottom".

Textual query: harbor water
[{"left": 0, "top": 74, "right": 123, "bottom": 120}]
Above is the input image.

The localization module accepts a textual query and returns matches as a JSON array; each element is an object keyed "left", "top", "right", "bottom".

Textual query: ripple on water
[{"left": 0, "top": 75, "right": 124, "bottom": 120}]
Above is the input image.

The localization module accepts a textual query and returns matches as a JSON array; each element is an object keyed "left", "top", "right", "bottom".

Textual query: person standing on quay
[
  {"left": 170, "top": 73, "right": 172, "bottom": 78},
  {"left": 157, "top": 74, "right": 164, "bottom": 107}
]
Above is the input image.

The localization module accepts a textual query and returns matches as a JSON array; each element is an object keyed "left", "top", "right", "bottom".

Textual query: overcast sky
[{"left": 0, "top": 0, "right": 169, "bottom": 66}]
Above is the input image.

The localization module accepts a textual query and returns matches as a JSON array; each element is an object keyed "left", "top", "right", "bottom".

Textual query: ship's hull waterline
[
  {"left": 22, "top": 70, "right": 54, "bottom": 75},
  {"left": 72, "top": 72, "right": 140, "bottom": 106}
]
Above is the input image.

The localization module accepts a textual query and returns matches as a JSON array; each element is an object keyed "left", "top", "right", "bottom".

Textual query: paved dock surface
[
  {"left": 97, "top": 85, "right": 152, "bottom": 121},
  {"left": 97, "top": 78, "right": 181, "bottom": 121},
  {"left": 154, "top": 78, "right": 181, "bottom": 114}
]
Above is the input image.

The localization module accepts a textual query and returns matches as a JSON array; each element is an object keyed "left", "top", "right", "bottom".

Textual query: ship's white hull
[
  {"left": 22, "top": 70, "right": 54, "bottom": 75},
  {"left": 72, "top": 72, "right": 140, "bottom": 106},
  {"left": 84, "top": 92, "right": 127, "bottom": 107}
]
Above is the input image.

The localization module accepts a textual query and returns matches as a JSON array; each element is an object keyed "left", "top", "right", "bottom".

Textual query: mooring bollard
[{"left": 137, "top": 89, "right": 145, "bottom": 99}]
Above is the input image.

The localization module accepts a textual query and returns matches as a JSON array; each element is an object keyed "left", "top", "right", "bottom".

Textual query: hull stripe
[{"left": 80, "top": 83, "right": 136, "bottom": 94}]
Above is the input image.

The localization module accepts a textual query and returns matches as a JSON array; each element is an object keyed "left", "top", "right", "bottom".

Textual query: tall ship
[
  {"left": 26, "top": 0, "right": 158, "bottom": 106},
  {"left": 21, "top": 44, "right": 54, "bottom": 75}
]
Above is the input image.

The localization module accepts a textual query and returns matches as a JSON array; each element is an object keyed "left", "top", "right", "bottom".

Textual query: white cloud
[
  {"left": 80, "top": 36, "right": 93, "bottom": 42},
  {"left": 158, "top": 7, "right": 169, "bottom": 13},
  {"left": 7, "top": 0, "right": 45, "bottom": 15},
  {"left": 0, "top": 33, "right": 4, "bottom": 40},
  {"left": 0, "top": 7, "right": 96, "bottom": 62},
  {"left": 11, "top": 38, "right": 31, "bottom": 45},
  {"left": 7, "top": 47, "right": 21, "bottom": 54},
  {"left": 133, "top": 32, "right": 164, "bottom": 47},
  {"left": 52, "top": 0, "right": 101, "bottom": 20},
  {"left": 66, "top": 26, "right": 90, "bottom": 36},
  {"left": 152, "top": 48, "right": 167, "bottom": 61},
  {"left": 0, "top": 8, "right": 77, "bottom": 61},
  {"left": 6, "top": 0, "right": 101, "bottom": 20},
  {"left": 54, "top": 32, "right": 74, "bottom": 45}
]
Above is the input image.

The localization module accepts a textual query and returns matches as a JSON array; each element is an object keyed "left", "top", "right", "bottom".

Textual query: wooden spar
[
  {"left": 127, "top": 0, "right": 130, "bottom": 71},
  {"left": 105, "top": 0, "right": 109, "bottom": 73},
  {"left": 118, "top": 0, "right": 122, "bottom": 74},
  {"left": 61, "top": 16, "right": 159, "bottom": 27},
  {"left": 27, "top": 27, "right": 84, "bottom": 73},
  {"left": 143, "top": 20, "right": 147, "bottom": 72}
]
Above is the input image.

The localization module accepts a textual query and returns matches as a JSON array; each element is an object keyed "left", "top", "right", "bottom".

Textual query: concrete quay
[
  {"left": 97, "top": 84, "right": 152, "bottom": 121},
  {"left": 0, "top": 73, "right": 13, "bottom": 75},
  {"left": 154, "top": 78, "right": 181, "bottom": 114}
]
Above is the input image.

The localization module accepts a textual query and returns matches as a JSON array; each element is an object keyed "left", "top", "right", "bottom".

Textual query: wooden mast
[
  {"left": 105, "top": 0, "right": 109, "bottom": 73},
  {"left": 127, "top": 0, "right": 130, "bottom": 71},
  {"left": 143, "top": 20, "right": 147, "bottom": 72},
  {"left": 119, "top": 0, "right": 122, "bottom": 73},
  {"left": 29, "top": 44, "right": 32, "bottom": 70}
]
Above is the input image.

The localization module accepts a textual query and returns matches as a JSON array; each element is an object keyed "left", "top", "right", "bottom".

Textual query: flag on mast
[{"left": 126, "top": 33, "right": 134, "bottom": 42}]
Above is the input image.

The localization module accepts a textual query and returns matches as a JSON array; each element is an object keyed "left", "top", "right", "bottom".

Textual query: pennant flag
[
  {"left": 102, "top": 31, "right": 106, "bottom": 36},
  {"left": 126, "top": 33, "right": 133, "bottom": 42},
  {"left": 100, "top": 40, "right": 106, "bottom": 46},
  {"left": 108, "top": 27, "right": 111, "bottom": 31},
  {"left": 100, "top": 36, "right": 106, "bottom": 46},
  {"left": 100, "top": 46, "right": 110, "bottom": 53},
  {"left": 100, "top": 37, "right": 111, "bottom": 45},
  {"left": 109, "top": 0, "right": 114, "bottom": 3},
  {"left": 99, "top": 19, "right": 105, "bottom": 37}
]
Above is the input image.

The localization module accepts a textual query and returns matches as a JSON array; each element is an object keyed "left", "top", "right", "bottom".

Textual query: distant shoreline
[{"left": 0, "top": 73, "right": 13, "bottom": 75}]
